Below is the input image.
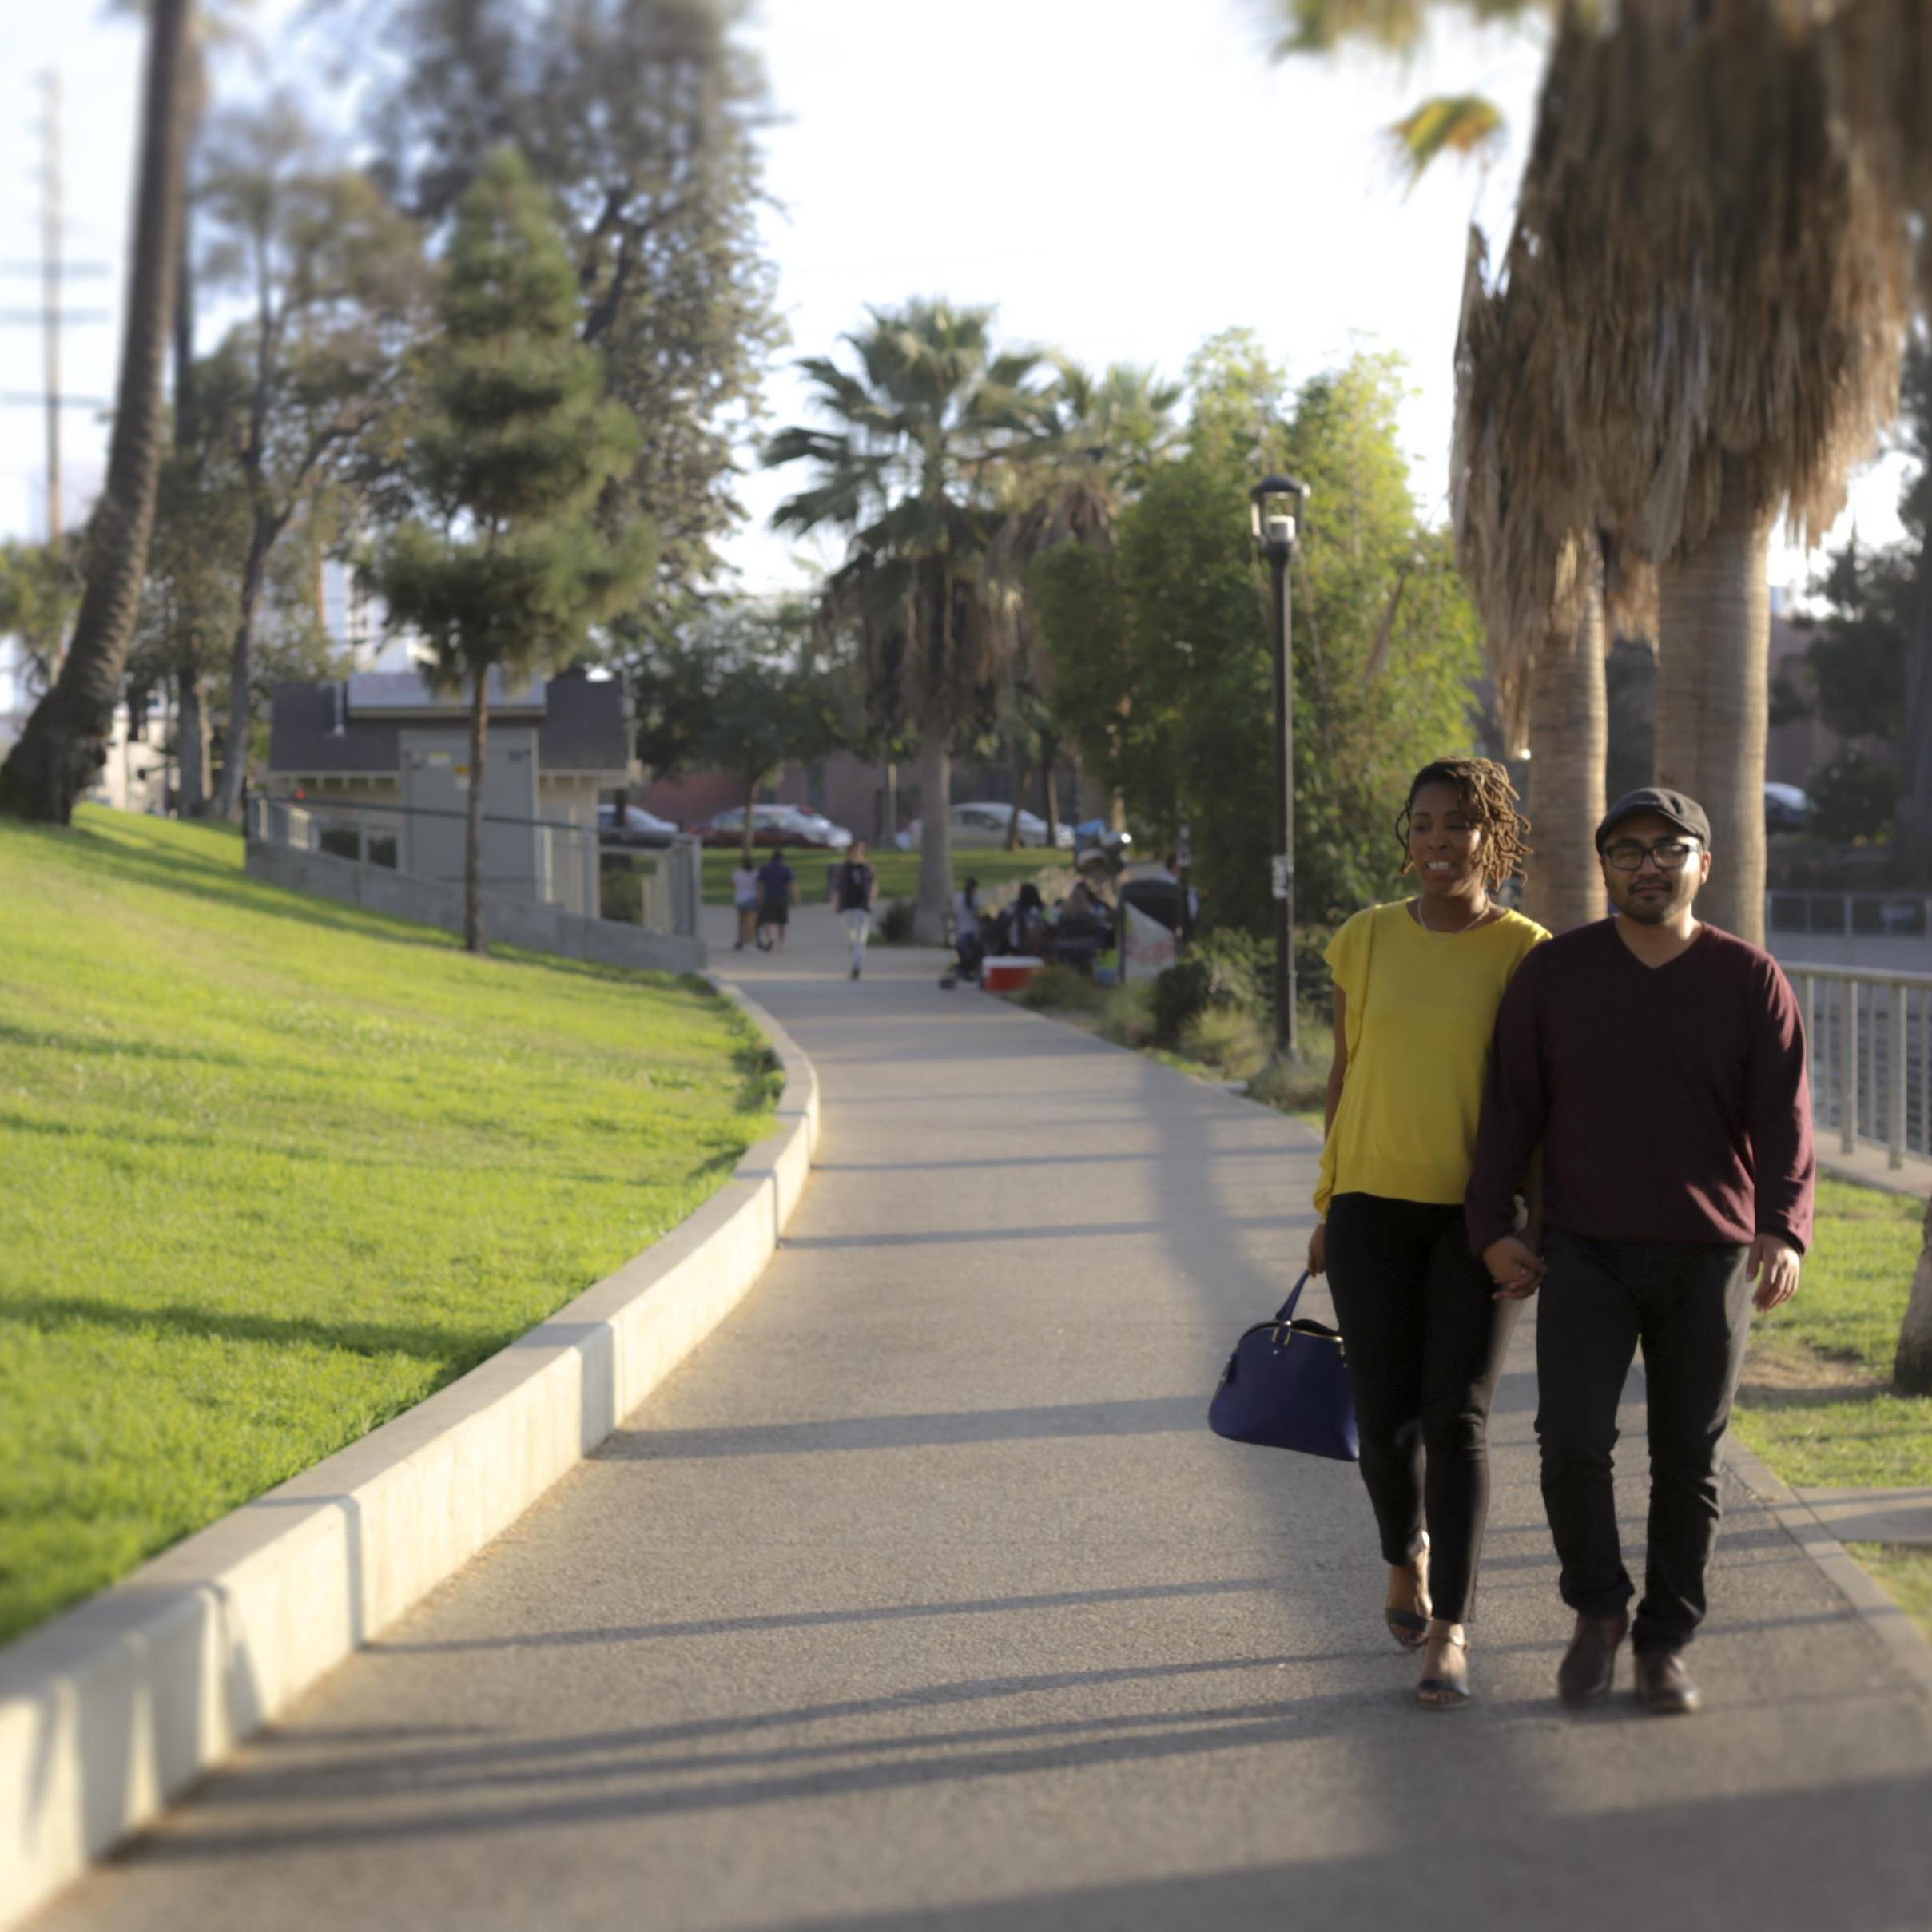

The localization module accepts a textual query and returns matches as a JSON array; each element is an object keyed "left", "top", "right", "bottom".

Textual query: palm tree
[
  {"left": 0, "top": 0, "right": 197, "bottom": 821},
  {"left": 1289, "top": 1, "right": 1920, "bottom": 944},
  {"left": 1507, "top": 2, "right": 1914, "bottom": 943},
  {"left": 765, "top": 301, "right": 1055, "bottom": 942},
  {"left": 985, "top": 360, "right": 1183, "bottom": 844},
  {"left": 1451, "top": 229, "right": 1608, "bottom": 931}
]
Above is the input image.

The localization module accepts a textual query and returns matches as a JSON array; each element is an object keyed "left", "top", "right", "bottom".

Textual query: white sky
[{"left": 0, "top": 0, "right": 1907, "bottom": 605}]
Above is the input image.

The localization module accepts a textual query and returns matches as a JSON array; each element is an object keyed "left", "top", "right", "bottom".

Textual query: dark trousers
[
  {"left": 1536, "top": 1230, "right": 1753, "bottom": 1652},
  {"left": 1324, "top": 1193, "right": 1520, "bottom": 1624}
]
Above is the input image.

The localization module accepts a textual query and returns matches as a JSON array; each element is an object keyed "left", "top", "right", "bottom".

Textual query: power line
[{"left": 0, "top": 70, "right": 112, "bottom": 569}]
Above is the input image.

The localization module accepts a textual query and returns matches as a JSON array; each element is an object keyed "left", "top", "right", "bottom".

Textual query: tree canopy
[{"left": 1036, "top": 337, "right": 1483, "bottom": 938}]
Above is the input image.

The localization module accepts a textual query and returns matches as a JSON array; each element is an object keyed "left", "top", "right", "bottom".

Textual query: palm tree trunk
[
  {"left": 1521, "top": 588, "right": 1607, "bottom": 932},
  {"left": 914, "top": 696, "right": 952, "bottom": 945},
  {"left": 177, "top": 669, "right": 210, "bottom": 815},
  {"left": 1656, "top": 458, "right": 1774, "bottom": 945},
  {"left": 1004, "top": 757, "right": 1028, "bottom": 851},
  {"left": 465, "top": 666, "right": 489, "bottom": 955},
  {"left": 883, "top": 758, "right": 898, "bottom": 845},
  {"left": 0, "top": 0, "right": 194, "bottom": 821},
  {"left": 741, "top": 777, "right": 757, "bottom": 869},
  {"left": 1894, "top": 1192, "right": 1932, "bottom": 1396},
  {"left": 212, "top": 515, "right": 272, "bottom": 821},
  {"left": 1040, "top": 742, "right": 1061, "bottom": 846}
]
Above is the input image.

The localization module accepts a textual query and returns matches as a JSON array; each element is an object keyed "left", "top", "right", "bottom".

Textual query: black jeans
[
  {"left": 1536, "top": 1229, "right": 1753, "bottom": 1652},
  {"left": 1324, "top": 1193, "right": 1520, "bottom": 1624}
]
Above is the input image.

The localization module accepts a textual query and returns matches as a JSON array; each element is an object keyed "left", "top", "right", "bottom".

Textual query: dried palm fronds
[
  {"left": 1451, "top": 225, "right": 1594, "bottom": 754},
  {"left": 1511, "top": 0, "right": 1914, "bottom": 564}
]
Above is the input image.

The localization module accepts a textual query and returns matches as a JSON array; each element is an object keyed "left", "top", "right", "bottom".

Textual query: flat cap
[{"left": 1595, "top": 786, "right": 1711, "bottom": 851}]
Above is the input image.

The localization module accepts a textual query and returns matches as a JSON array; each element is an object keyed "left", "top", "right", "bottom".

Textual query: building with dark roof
[{"left": 265, "top": 671, "right": 633, "bottom": 916}]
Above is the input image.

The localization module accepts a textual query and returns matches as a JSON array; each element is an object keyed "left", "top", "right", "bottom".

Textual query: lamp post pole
[{"left": 1251, "top": 475, "right": 1307, "bottom": 1063}]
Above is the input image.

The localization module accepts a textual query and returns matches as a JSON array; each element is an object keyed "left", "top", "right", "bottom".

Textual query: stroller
[{"left": 939, "top": 908, "right": 988, "bottom": 990}]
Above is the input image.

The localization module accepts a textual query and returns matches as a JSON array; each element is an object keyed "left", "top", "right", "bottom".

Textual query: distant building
[{"left": 266, "top": 670, "right": 631, "bottom": 915}]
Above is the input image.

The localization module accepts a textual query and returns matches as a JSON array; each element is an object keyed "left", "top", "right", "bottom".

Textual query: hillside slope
[{"left": 0, "top": 809, "right": 773, "bottom": 1642}]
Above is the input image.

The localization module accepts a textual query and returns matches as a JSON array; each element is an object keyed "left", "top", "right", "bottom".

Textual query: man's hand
[
  {"left": 1748, "top": 1233, "right": 1801, "bottom": 1312},
  {"left": 1307, "top": 1222, "right": 1326, "bottom": 1278},
  {"left": 1483, "top": 1234, "right": 1547, "bottom": 1301}
]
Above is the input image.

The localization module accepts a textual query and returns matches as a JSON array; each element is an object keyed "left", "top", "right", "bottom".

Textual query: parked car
[
  {"left": 700, "top": 805, "right": 789, "bottom": 849},
  {"left": 596, "top": 801, "right": 680, "bottom": 849},
  {"left": 1764, "top": 781, "right": 1811, "bottom": 834},
  {"left": 780, "top": 805, "right": 853, "bottom": 849},
  {"left": 699, "top": 803, "right": 853, "bottom": 849},
  {"left": 896, "top": 802, "right": 1074, "bottom": 849}
]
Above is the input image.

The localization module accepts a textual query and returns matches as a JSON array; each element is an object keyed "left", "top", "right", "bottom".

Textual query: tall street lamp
[{"left": 1251, "top": 474, "right": 1308, "bottom": 1061}]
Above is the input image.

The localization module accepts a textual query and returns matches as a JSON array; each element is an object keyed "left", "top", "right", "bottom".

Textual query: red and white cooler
[{"left": 981, "top": 955, "right": 1045, "bottom": 994}]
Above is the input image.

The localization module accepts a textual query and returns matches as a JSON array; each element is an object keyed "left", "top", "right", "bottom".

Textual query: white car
[
  {"left": 896, "top": 803, "right": 1074, "bottom": 850},
  {"left": 596, "top": 801, "right": 680, "bottom": 849}
]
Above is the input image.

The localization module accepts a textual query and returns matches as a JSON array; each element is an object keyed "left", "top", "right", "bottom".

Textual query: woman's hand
[
  {"left": 1482, "top": 1234, "right": 1546, "bottom": 1300},
  {"left": 1307, "top": 1222, "right": 1326, "bottom": 1278}
]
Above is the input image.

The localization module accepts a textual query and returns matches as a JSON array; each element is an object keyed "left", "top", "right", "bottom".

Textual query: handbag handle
[{"left": 1272, "top": 1271, "right": 1310, "bottom": 1326}]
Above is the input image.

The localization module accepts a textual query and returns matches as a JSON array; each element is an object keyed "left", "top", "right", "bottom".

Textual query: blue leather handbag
[{"left": 1207, "top": 1272, "right": 1360, "bottom": 1462}]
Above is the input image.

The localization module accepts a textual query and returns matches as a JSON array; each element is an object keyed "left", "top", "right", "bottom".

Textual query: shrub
[
  {"left": 875, "top": 898, "right": 916, "bottom": 944},
  {"left": 1807, "top": 747, "right": 1896, "bottom": 844},
  {"left": 1096, "top": 981, "right": 1156, "bottom": 1048},
  {"left": 1020, "top": 963, "right": 1105, "bottom": 1011},
  {"left": 1179, "top": 1004, "right": 1269, "bottom": 1077},
  {"left": 600, "top": 867, "right": 644, "bottom": 924},
  {"left": 1151, "top": 930, "right": 1266, "bottom": 1047},
  {"left": 1245, "top": 1004, "right": 1336, "bottom": 1116}
]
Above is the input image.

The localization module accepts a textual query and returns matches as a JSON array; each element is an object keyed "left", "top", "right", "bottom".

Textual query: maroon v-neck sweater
[{"left": 1465, "top": 918, "right": 1815, "bottom": 1256}]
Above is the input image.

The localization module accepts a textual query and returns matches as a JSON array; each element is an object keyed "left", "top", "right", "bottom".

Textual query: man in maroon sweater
[{"left": 1467, "top": 788, "right": 1814, "bottom": 1715}]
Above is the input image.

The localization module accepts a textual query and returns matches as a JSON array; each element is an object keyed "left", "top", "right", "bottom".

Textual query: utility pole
[
  {"left": 42, "top": 70, "right": 62, "bottom": 564},
  {"left": 1, "top": 70, "right": 110, "bottom": 683}
]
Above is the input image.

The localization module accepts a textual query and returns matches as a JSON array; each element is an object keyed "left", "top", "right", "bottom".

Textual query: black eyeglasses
[{"left": 1602, "top": 837, "right": 1698, "bottom": 873}]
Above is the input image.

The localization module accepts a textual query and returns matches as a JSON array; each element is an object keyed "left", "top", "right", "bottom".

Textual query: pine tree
[{"left": 372, "top": 146, "right": 653, "bottom": 952}]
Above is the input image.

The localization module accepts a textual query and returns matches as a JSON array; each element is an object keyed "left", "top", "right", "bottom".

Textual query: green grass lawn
[
  {"left": 1848, "top": 1545, "right": 1932, "bottom": 1636},
  {"left": 702, "top": 845, "right": 1055, "bottom": 908},
  {"left": 1731, "top": 1178, "right": 1932, "bottom": 1491},
  {"left": 0, "top": 808, "right": 774, "bottom": 1644}
]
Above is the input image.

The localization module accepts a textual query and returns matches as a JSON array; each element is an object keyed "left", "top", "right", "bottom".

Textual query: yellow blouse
[{"left": 1314, "top": 901, "right": 1547, "bottom": 1215}]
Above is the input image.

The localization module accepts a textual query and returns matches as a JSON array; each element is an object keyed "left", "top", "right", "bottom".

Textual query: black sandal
[
  {"left": 1384, "top": 1538, "right": 1431, "bottom": 1651},
  {"left": 1417, "top": 1632, "right": 1471, "bottom": 1710},
  {"left": 1385, "top": 1608, "right": 1430, "bottom": 1650}
]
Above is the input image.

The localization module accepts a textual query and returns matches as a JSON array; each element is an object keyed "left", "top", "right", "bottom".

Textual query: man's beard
[{"left": 1617, "top": 878, "right": 1694, "bottom": 924}]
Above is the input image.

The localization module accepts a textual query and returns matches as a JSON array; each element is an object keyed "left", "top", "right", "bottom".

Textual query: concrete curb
[
  {"left": 1719, "top": 1430, "right": 1932, "bottom": 1701},
  {"left": 0, "top": 978, "right": 816, "bottom": 1931}
]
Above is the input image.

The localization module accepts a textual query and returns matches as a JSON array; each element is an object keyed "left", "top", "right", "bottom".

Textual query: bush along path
[{"left": 0, "top": 808, "right": 777, "bottom": 1644}]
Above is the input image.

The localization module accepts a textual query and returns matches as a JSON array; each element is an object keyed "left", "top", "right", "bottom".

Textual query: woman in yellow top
[{"left": 1307, "top": 757, "right": 1546, "bottom": 1709}]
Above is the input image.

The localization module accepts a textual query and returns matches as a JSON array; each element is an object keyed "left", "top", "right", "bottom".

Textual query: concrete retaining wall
[
  {"left": 246, "top": 838, "right": 706, "bottom": 976},
  {"left": 0, "top": 984, "right": 813, "bottom": 1930}
]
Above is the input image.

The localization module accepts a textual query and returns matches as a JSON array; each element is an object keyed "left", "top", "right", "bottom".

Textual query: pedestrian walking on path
[
  {"left": 756, "top": 846, "right": 796, "bottom": 952},
  {"left": 1309, "top": 758, "right": 1546, "bottom": 1709},
  {"left": 1469, "top": 786, "right": 1815, "bottom": 1716},
  {"left": 731, "top": 856, "right": 761, "bottom": 950},
  {"left": 831, "top": 840, "right": 877, "bottom": 979}
]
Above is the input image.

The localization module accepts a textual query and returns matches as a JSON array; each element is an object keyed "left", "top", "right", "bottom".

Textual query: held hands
[
  {"left": 1748, "top": 1233, "right": 1802, "bottom": 1311},
  {"left": 1483, "top": 1234, "right": 1547, "bottom": 1301},
  {"left": 1307, "top": 1222, "right": 1326, "bottom": 1278}
]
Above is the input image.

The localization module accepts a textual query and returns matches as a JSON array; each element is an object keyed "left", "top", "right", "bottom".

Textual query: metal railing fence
[
  {"left": 1785, "top": 962, "right": 1932, "bottom": 1171},
  {"left": 1767, "top": 891, "right": 1932, "bottom": 939}
]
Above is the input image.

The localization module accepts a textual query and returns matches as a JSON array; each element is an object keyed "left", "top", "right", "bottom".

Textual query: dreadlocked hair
[{"left": 1396, "top": 757, "right": 1531, "bottom": 892}]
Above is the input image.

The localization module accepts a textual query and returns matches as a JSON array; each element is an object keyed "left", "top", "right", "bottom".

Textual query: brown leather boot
[
  {"left": 1632, "top": 1648, "right": 1702, "bottom": 1715},
  {"left": 1556, "top": 1610, "right": 1629, "bottom": 1705}
]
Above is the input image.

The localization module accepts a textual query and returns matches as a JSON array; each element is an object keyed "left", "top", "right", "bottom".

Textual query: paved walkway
[{"left": 39, "top": 909, "right": 1932, "bottom": 1932}]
